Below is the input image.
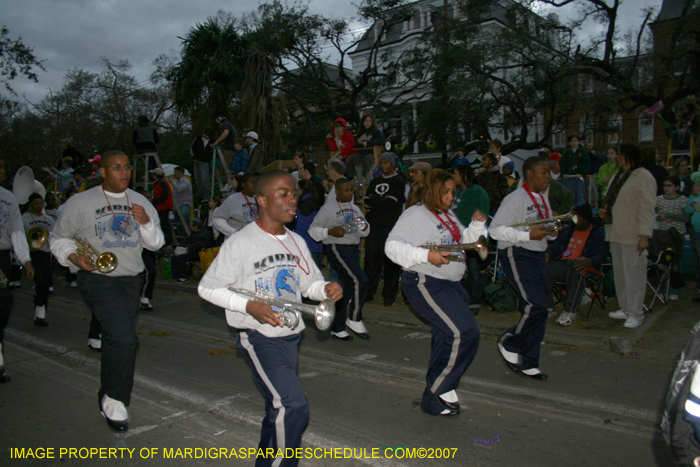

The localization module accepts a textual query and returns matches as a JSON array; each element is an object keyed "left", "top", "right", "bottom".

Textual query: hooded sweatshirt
[{"left": 326, "top": 117, "right": 356, "bottom": 159}]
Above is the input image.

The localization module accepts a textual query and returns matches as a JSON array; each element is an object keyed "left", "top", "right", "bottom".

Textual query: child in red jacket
[{"left": 326, "top": 117, "right": 356, "bottom": 161}]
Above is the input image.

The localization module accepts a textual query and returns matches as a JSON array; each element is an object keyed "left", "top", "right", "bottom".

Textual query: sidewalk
[{"left": 153, "top": 277, "right": 682, "bottom": 355}]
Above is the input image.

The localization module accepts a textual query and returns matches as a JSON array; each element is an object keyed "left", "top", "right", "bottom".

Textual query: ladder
[
  {"left": 132, "top": 152, "right": 190, "bottom": 237},
  {"left": 211, "top": 148, "right": 233, "bottom": 198}
]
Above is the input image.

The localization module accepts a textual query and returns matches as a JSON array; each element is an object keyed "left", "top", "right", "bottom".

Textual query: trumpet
[
  {"left": 27, "top": 227, "right": 49, "bottom": 251},
  {"left": 510, "top": 212, "right": 578, "bottom": 232},
  {"left": 336, "top": 217, "right": 368, "bottom": 234},
  {"left": 228, "top": 287, "right": 335, "bottom": 331},
  {"left": 420, "top": 235, "right": 489, "bottom": 262},
  {"left": 75, "top": 237, "right": 118, "bottom": 274}
]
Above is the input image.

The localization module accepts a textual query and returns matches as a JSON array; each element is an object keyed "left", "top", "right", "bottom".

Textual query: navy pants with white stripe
[
  {"left": 499, "top": 247, "right": 549, "bottom": 371},
  {"left": 237, "top": 331, "right": 308, "bottom": 467},
  {"left": 327, "top": 244, "right": 369, "bottom": 332},
  {"left": 401, "top": 271, "right": 480, "bottom": 415},
  {"left": 77, "top": 272, "right": 141, "bottom": 404}
]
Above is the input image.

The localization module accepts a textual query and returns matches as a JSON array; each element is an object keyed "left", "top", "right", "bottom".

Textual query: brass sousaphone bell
[{"left": 26, "top": 227, "right": 49, "bottom": 251}]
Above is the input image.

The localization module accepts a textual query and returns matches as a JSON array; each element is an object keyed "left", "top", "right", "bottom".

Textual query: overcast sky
[{"left": 2, "top": 0, "right": 663, "bottom": 105}]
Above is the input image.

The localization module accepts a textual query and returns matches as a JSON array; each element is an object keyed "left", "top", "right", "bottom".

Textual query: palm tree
[
  {"left": 168, "top": 17, "right": 249, "bottom": 126},
  {"left": 239, "top": 51, "right": 283, "bottom": 163}
]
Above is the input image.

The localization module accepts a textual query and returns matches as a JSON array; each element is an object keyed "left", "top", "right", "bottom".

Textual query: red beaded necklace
[
  {"left": 522, "top": 183, "right": 549, "bottom": 220},
  {"left": 431, "top": 210, "right": 461, "bottom": 243},
  {"left": 255, "top": 219, "right": 310, "bottom": 275},
  {"left": 243, "top": 192, "right": 259, "bottom": 217}
]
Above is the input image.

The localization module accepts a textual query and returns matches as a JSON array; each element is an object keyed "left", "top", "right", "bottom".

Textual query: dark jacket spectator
[
  {"left": 133, "top": 115, "right": 159, "bottom": 154},
  {"left": 476, "top": 165, "right": 509, "bottom": 216},
  {"left": 546, "top": 223, "right": 608, "bottom": 269}
]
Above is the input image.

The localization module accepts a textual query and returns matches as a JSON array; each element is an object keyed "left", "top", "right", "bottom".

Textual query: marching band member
[
  {"left": 0, "top": 155, "right": 35, "bottom": 383},
  {"left": 489, "top": 157, "right": 558, "bottom": 380},
  {"left": 309, "top": 178, "right": 370, "bottom": 340},
  {"left": 50, "top": 149, "right": 164, "bottom": 432},
  {"left": 385, "top": 169, "right": 486, "bottom": 416},
  {"left": 22, "top": 193, "right": 55, "bottom": 326},
  {"left": 212, "top": 173, "right": 258, "bottom": 238},
  {"left": 198, "top": 170, "right": 341, "bottom": 467}
]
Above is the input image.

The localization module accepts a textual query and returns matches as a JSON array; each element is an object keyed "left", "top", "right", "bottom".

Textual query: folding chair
[
  {"left": 645, "top": 248, "right": 675, "bottom": 312},
  {"left": 549, "top": 263, "right": 611, "bottom": 319}
]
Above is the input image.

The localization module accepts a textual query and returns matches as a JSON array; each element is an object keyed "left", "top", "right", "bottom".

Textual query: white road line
[
  {"left": 125, "top": 425, "right": 158, "bottom": 438},
  {"left": 354, "top": 354, "right": 378, "bottom": 361},
  {"left": 162, "top": 411, "right": 188, "bottom": 420}
]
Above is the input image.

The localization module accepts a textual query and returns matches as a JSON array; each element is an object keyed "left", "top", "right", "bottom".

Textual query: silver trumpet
[
  {"left": 228, "top": 287, "right": 336, "bottom": 331},
  {"left": 510, "top": 212, "right": 578, "bottom": 232},
  {"left": 337, "top": 217, "right": 368, "bottom": 234},
  {"left": 420, "top": 235, "right": 489, "bottom": 262}
]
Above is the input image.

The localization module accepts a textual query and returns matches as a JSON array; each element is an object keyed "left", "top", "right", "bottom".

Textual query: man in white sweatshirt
[
  {"left": 50, "top": 149, "right": 164, "bottom": 432},
  {"left": 198, "top": 170, "right": 341, "bottom": 466}
]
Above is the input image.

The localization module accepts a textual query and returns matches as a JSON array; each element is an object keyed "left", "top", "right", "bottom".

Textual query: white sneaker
[
  {"left": 556, "top": 311, "right": 575, "bottom": 326},
  {"left": 608, "top": 309, "right": 627, "bottom": 320},
  {"left": 623, "top": 317, "right": 644, "bottom": 329},
  {"left": 669, "top": 294, "right": 680, "bottom": 301},
  {"left": 70, "top": 281, "right": 78, "bottom": 288},
  {"left": 547, "top": 308, "right": 557, "bottom": 318}
]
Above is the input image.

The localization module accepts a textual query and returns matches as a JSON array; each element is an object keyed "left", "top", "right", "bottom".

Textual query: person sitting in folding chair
[
  {"left": 171, "top": 218, "right": 212, "bottom": 284},
  {"left": 545, "top": 203, "right": 608, "bottom": 326}
]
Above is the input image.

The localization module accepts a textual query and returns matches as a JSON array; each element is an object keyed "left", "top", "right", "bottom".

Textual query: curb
[{"left": 154, "top": 280, "right": 664, "bottom": 355}]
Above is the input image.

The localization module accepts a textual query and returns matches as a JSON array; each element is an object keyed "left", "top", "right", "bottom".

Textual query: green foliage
[
  {"left": 0, "top": 59, "right": 188, "bottom": 183},
  {"left": 0, "top": 26, "right": 45, "bottom": 96},
  {"left": 168, "top": 17, "right": 250, "bottom": 127}
]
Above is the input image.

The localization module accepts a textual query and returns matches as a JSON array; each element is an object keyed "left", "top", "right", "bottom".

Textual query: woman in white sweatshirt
[{"left": 385, "top": 169, "right": 487, "bottom": 416}]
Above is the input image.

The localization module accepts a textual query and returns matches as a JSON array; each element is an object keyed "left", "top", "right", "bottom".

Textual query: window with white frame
[
  {"left": 552, "top": 132, "right": 565, "bottom": 148},
  {"left": 638, "top": 114, "right": 654, "bottom": 142},
  {"left": 413, "top": 10, "right": 421, "bottom": 29}
]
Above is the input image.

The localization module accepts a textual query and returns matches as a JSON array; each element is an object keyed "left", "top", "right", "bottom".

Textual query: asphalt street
[{"left": 1, "top": 281, "right": 678, "bottom": 466}]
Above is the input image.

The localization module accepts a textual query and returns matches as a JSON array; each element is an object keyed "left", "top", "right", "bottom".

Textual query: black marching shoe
[
  {"left": 0, "top": 368, "right": 10, "bottom": 383},
  {"left": 140, "top": 302, "right": 154, "bottom": 311},
  {"left": 345, "top": 319, "right": 370, "bottom": 339},
  {"left": 383, "top": 297, "right": 396, "bottom": 307},
  {"left": 33, "top": 317, "right": 49, "bottom": 327},
  {"left": 99, "top": 393, "right": 129, "bottom": 432},
  {"left": 521, "top": 368, "right": 548, "bottom": 381},
  {"left": 331, "top": 331, "right": 353, "bottom": 341},
  {"left": 436, "top": 394, "right": 460, "bottom": 413},
  {"left": 497, "top": 335, "right": 521, "bottom": 373}
]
